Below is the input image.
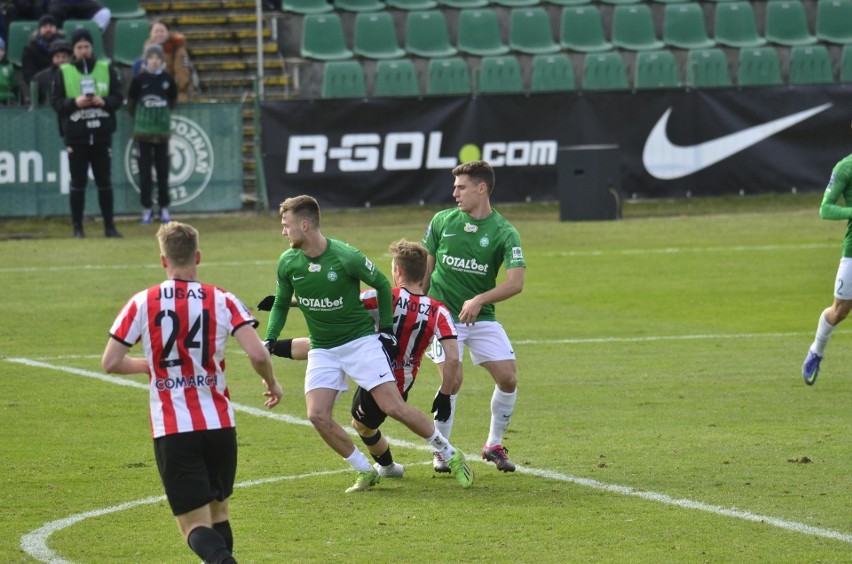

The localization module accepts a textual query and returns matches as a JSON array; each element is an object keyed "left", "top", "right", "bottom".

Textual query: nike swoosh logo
[
  {"left": 643, "top": 103, "right": 832, "bottom": 180},
  {"left": 292, "top": 276, "right": 305, "bottom": 281},
  {"left": 442, "top": 232, "right": 456, "bottom": 237}
]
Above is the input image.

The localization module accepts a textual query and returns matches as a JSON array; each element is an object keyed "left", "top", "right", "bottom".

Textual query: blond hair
[
  {"left": 389, "top": 239, "right": 427, "bottom": 283},
  {"left": 279, "top": 195, "right": 321, "bottom": 228},
  {"left": 157, "top": 222, "right": 198, "bottom": 266}
]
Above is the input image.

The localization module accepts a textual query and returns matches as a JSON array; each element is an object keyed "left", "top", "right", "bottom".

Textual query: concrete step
[{"left": 141, "top": 0, "right": 257, "bottom": 11}]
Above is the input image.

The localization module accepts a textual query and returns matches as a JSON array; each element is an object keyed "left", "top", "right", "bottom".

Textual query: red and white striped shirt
[
  {"left": 361, "top": 287, "right": 457, "bottom": 394},
  {"left": 109, "top": 280, "right": 258, "bottom": 438}
]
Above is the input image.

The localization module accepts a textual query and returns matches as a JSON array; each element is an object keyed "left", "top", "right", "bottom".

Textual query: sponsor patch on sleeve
[{"left": 512, "top": 247, "right": 523, "bottom": 260}]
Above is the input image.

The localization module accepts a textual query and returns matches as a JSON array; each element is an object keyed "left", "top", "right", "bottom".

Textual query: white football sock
[
  {"left": 427, "top": 429, "right": 455, "bottom": 461},
  {"left": 434, "top": 393, "right": 457, "bottom": 441},
  {"left": 810, "top": 309, "right": 836, "bottom": 356},
  {"left": 486, "top": 386, "right": 517, "bottom": 447},
  {"left": 344, "top": 447, "right": 373, "bottom": 473}
]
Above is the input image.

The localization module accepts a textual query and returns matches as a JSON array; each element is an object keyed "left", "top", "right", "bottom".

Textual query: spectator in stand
[
  {"left": 0, "top": 37, "right": 19, "bottom": 105},
  {"left": 144, "top": 20, "right": 194, "bottom": 102},
  {"left": 22, "top": 14, "right": 64, "bottom": 86},
  {"left": 3, "top": 0, "right": 48, "bottom": 43},
  {"left": 31, "top": 38, "right": 69, "bottom": 105},
  {"left": 48, "top": 0, "right": 110, "bottom": 32}
]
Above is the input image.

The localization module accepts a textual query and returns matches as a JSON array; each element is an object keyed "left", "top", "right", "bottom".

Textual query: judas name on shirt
[{"left": 157, "top": 286, "right": 207, "bottom": 300}]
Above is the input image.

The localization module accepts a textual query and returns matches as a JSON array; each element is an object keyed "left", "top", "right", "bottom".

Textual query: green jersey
[
  {"left": 820, "top": 154, "right": 852, "bottom": 258},
  {"left": 423, "top": 207, "right": 525, "bottom": 322},
  {"left": 265, "top": 238, "right": 393, "bottom": 349}
]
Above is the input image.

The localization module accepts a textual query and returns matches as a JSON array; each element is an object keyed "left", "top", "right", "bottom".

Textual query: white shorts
[
  {"left": 835, "top": 258, "right": 852, "bottom": 300},
  {"left": 304, "top": 334, "right": 393, "bottom": 395},
  {"left": 427, "top": 320, "right": 515, "bottom": 365}
]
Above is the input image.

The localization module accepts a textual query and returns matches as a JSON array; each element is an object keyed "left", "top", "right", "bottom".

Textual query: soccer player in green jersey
[
  {"left": 263, "top": 195, "right": 473, "bottom": 491},
  {"left": 422, "top": 160, "right": 526, "bottom": 473},
  {"left": 803, "top": 153, "right": 852, "bottom": 385}
]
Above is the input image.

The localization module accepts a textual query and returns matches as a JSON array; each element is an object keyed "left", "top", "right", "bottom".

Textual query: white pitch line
[{"left": 7, "top": 357, "right": 852, "bottom": 564}]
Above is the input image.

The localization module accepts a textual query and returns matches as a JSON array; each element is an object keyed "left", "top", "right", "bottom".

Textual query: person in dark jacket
[
  {"left": 21, "top": 14, "right": 64, "bottom": 86},
  {"left": 51, "top": 27, "right": 123, "bottom": 238},
  {"left": 31, "top": 39, "right": 70, "bottom": 105},
  {"left": 126, "top": 43, "right": 177, "bottom": 225}
]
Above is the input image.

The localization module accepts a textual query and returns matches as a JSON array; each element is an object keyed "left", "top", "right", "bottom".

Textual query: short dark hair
[
  {"left": 279, "top": 195, "right": 321, "bottom": 228},
  {"left": 452, "top": 160, "right": 495, "bottom": 195},
  {"left": 389, "top": 239, "right": 427, "bottom": 283}
]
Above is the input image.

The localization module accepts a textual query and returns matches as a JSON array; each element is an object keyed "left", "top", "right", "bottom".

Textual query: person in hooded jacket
[
  {"left": 143, "top": 19, "right": 194, "bottom": 102},
  {"left": 51, "top": 27, "right": 124, "bottom": 238}
]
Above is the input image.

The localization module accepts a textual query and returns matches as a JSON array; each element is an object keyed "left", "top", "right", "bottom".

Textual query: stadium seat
[
  {"left": 101, "top": 0, "right": 145, "bottom": 18},
  {"left": 529, "top": 53, "right": 576, "bottom": 92},
  {"left": 374, "top": 59, "right": 421, "bottom": 96},
  {"left": 7, "top": 21, "right": 38, "bottom": 67},
  {"left": 560, "top": 6, "right": 613, "bottom": 53},
  {"left": 457, "top": 9, "right": 511, "bottom": 56},
  {"left": 685, "top": 48, "right": 732, "bottom": 87},
  {"left": 765, "top": 0, "right": 818, "bottom": 46},
  {"left": 334, "top": 0, "right": 385, "bottom": 11},
  {"left": 436, "top": 0, "right": 489, "bottom": 8},
  {"left": 386, "top": 0, "right": 437, "bottom": 9},
  {"left": 63, "top": 20, "right": 108, "bottom": 61},
  {"left": 353, "top": 12, "right": 405, "bottom": 59},
  {"left": 789, "top": 44, "right": 834, "bottom": 84},
  {"left": 545, "top": 0, "right": 590, "bottom": 6},
  {"left": 599, "top": 0, "right": 641, "bottom": 5},
  {"left": 492, "top": 0, "right": 539, "bottom": 7},
  {"left": 426, "top": 57, "right": 472, "bottom": 94},
  {"left": 405, "top": 11, "right": 457, "bottom": 58},
  {"left": 477, "top": 55, "right": 524, "bottom": 93},
  {"left": 301, "top": 14, "right": 354, "bottom": 60},
  {"left": 283, "top": 0, "right": 334, "bottom": 14},
  {"left": 713, "top": 2, "right": 766, "bottom": 48},
  {"left": 322, "top": 61, "right": 367, "bottom": 98},
  {"left": 509, "top": 7, "right": 560, "bottom": 54},
  {"left": 841, "top": 44, "right": 852, "bottom": 81},
  {"left": 612, "top": 5, "right": 665, "bottom": 51},
  {"left": 634, "top": 49, "right": 679, "bottom": 89},
  {"left": 663, "top": 3, "right": 715, "bottom": 49},
  {"left": 816, "top": 0, "right": 852, "bottom": 44},
  {"left": 112, "top": 19, "right": 149, "bottom": 66},
  {"left": 582, "top": 52, "right": 629, "bottom": 90},
  {"left": 736, "top": 46, "right": 783, "bottom": 86}
]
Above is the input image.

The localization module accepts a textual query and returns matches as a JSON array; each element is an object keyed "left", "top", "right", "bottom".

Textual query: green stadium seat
[
  {"left": 560, "top": 6, "right": 612, "bottom": 53},
  {"left": 685, "top": 48, "right": 732, "bottom": 87},
  {"left": 652, "top": 0, "right": 690, "bottom": 4},
  {"left": 509, "top": 7, "right": 560, "bottom": 54},
  {"left": 112, "top": 19, "right": 149, "bottom": 66},
  {"left": 457, "top": 9, "right": 511, "bottom": 56},
  {"left": 334, "top": 0, "right": 385, "bottom": 11},
  {"left": 63, "top": 20, "right": 108, "bottom": 61},
  {"left": 714, "top": 2, "right": 767, "bottom": 48},
  {"left": 612, "top": 5, "right": 665, "bottom": 51},
  {"left": 7, "top": 21, "right": 38, "bottom": 67},
  {"left": 322, "top": 61, "right": 367, "bottom": 98},
  {"left": 663, "top": 3, "right": 715, "bottom": 49},
  {"left": 816, "top": 0, "right": 852, "bottom": 44},
  {"left": 789, "top": 44, "right": 834, "bottom": 84},
  {"left": 582, "top": 52, "right": 629, "bottom": 90},
  {"left": 386, "top": 0, "right": 437, "bottom": 9},
  {"left": 283, "top": 0, "right": 334, "bottom": 14},
  {"left": 736, "top": 46, "right": 783, "bottom": 86},
  {"left": 436, "top": 0, "right": 489, "bottom": 8},
  {"left": 101, "top": 0, "right": 145, "bottom": 18},
  {"left": 301, "top": 14, "right": 354, "bottom": 60},
  {"left": 765, "top": 0, "right": 818, "bottom": 46},
  {"left": 600, "top": 0, "right": 641, "bottom": 5},
  {"left": 492, "top": 0, "right": 539, "bottom": 7},
  {"left": 634, "top": 49, "right": 679, "bottom": 89},
  {"left": 841, "top": 44, "right": 852, "bottom": 81},
  {"left": 477, "top": 55, "right": 524, "bottom": 93},
  {"left": 529, "top": 53, "right": 576, "bottom": 92},
  {"left": 426, "top": 57, "right": 472, "bottom": 94},
  {"left": 405, "top": 10, "right": 457, "bottom": 58},
  {"left": 545, "top": 0, "right": 590, "bottom": 6},
  {"left": 353, "top": 12, "right": 405, "bottom": 59},
  {"left": 374, "top": 59, "right": 421, "bottom": 96}
]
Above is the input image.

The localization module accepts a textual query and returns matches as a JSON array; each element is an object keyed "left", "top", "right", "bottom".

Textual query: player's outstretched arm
[
  {"left": 102, "top": 338, "right": 149, "bottom": 375},
  {"left": 234, "top": 325, "right": 282, "bottom": 408}
]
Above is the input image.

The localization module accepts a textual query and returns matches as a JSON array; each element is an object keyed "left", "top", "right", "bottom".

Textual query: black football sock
[
  {"left": 213, "top": 520, "right": 234, "bottom": 553},
  {"left": 187, "top": 526, "right": 236, "bottom": 564},
  {"left": 372, "top": 447, "right": 394, "bottom": 467}
]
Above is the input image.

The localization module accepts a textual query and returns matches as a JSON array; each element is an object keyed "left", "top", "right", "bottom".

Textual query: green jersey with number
[
  {"left": 820, "top": 153, "right": 852, "bottom": 258},
  {"left": 423, "top": 207, "right": 525, "bottom": 322},
  {"left": 264, "top": 238, "right": 393, "bottom": 349}
]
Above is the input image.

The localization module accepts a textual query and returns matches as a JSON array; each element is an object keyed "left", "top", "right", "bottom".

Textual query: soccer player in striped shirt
[
  {"left": 266, "top": 239, "right": 461, "bottom": 479},
  {"left": 102, "top": 222, "right": 282, "bottom": 564}
]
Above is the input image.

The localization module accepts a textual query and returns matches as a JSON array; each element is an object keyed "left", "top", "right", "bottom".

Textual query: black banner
[{"left": 260, "top": 86, "right": 852, "bottom": 207}]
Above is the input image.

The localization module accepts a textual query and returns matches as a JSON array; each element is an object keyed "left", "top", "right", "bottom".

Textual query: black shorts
[
  {"left": 350, "top": 386, "right": 408, "bottom": 430},
  {"left": 153, "top": 427, "right": 237, "bottom": 516}
]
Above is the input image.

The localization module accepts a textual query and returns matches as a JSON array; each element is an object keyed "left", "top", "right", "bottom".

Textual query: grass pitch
[{"left": 1, "top": 194, "right": 850, "bottom": 563}]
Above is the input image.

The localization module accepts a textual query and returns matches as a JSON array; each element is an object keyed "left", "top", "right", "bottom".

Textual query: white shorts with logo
[
  {"left": 427, "top": 320, "right": 515, "bottom": 365},
  {"left": 835, "top": 258, "right": 852, "bottom": 300},
  {"left": 304, "top": 334, "right": 394, "bottom": 395}
]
